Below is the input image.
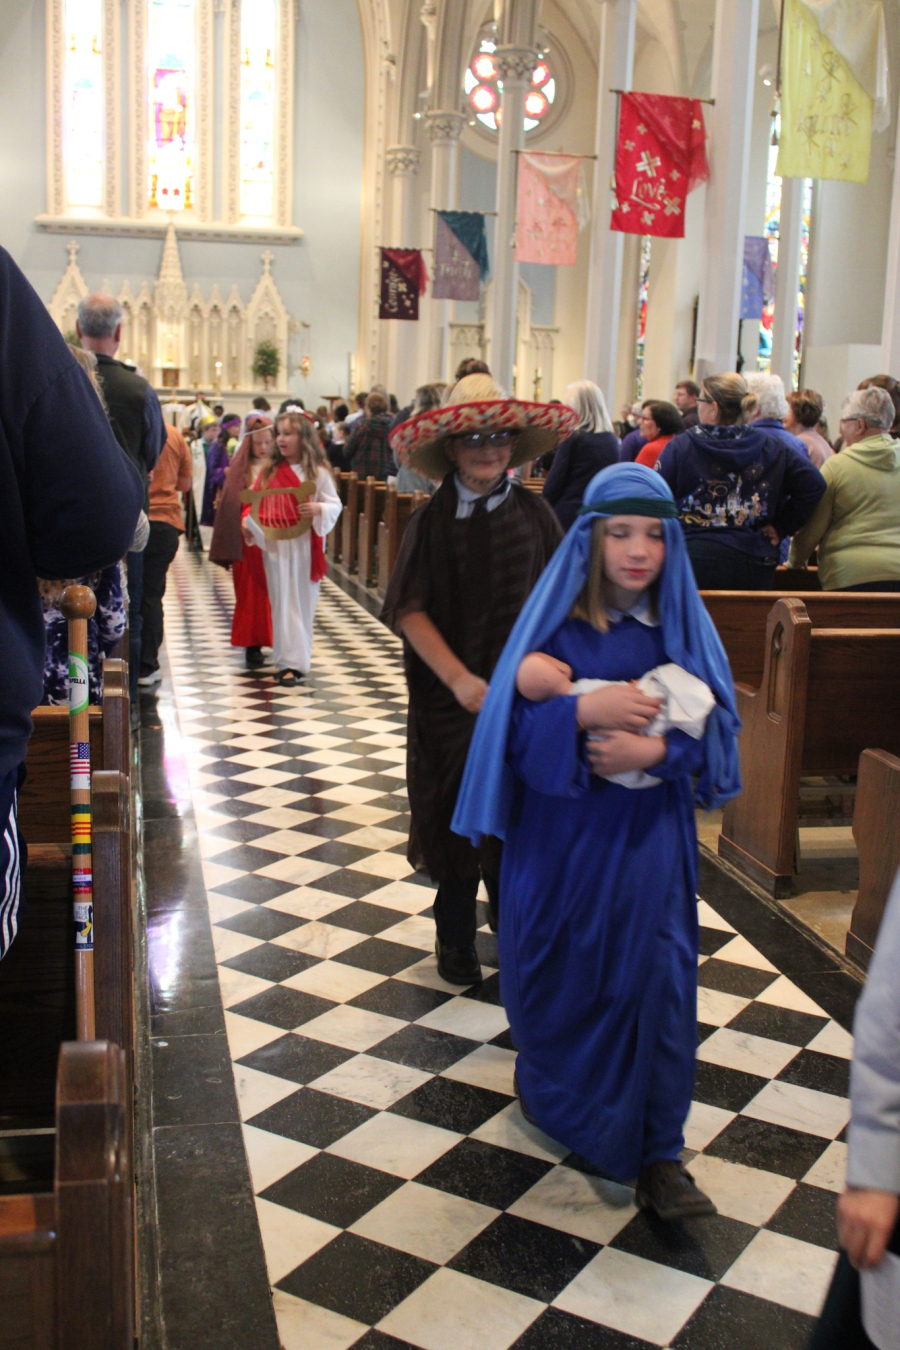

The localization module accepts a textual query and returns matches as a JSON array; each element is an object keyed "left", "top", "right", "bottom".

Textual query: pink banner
[{"left": 514, "top": 153, "right": 587, "bottom": 266}]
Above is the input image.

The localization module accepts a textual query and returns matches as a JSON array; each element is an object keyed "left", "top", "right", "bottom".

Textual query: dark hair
[
  {"left": 858, "top": 375, "right": 900, "bottom": 435},
  {"left": 278, "top": 397, "right": 305, "bottom": 412},
  {"left": 366, "top": 392, "right": 389, "bottom": 416},
  {"left": 334, "top": 403, "right": 349, "bottom": 421},
  {"left": 356, "top": 392, "right": 368, "bottom": 408},
  {"left": 252, "top": 396, "right": 271, "bottom": 411},
  {"left": 454, "top": 357, "right": 491, "bottom": 382},
  {"left": 676, "top": 380, "right": 700, "bottom": 399},
  {"left": 213, "top": 404, "right": 224, "bottom": 416},
  {"left": 644, "top": 401, "right": 685, "bottom": 437},
  {"left": 788, "top": 388, "right": 824, "bottom": 428}
]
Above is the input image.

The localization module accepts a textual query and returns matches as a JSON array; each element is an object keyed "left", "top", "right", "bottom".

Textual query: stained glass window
[
  {"left": 758, "top": 115, "right": 813, "bottom": 385},
  {"left": 147, "top": 0, "right": 196, "bottom": 211},
  {"left": 635, "top": 235, "right": 651, "bottom": 399},
  {"left": 239, "top": 0, "right": 278, "bottom": 218},
  {"left": 464, "top": 28, "right": 556, "bottom": 134},
  {"left": 64, "top": 0, "right": 104, "bottom": 208}
]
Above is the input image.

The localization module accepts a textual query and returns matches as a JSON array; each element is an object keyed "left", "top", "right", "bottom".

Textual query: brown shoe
[{"left": 635, "top": 1160, "right": 717, "bottom": 1221}]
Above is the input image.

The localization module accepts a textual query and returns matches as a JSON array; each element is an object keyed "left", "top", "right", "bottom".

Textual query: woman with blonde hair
[
  {"left": 656, "top": 371, "right": 825, "bottom": 589},
  {"left": 242, "top": 409, "right": 341, "bottom": 686},
  {"left": 542, "top": 379, "right": 620, "bottom": 530}
]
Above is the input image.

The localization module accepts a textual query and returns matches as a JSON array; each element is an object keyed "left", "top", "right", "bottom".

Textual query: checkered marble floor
[{"left": 158, "top": 548, "right": 849, "bottom": 1350}]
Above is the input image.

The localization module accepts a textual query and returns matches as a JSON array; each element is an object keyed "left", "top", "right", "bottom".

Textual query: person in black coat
[{"left": 542, "top": 380, "right": 620, "bottom": 531}]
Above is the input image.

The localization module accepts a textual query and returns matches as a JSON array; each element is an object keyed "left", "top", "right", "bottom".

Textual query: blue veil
[{"left": 451, "top": 462, "right": 741, "bottom": 846}]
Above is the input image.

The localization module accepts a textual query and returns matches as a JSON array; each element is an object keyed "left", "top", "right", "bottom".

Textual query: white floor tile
[
  {"left": 554, "top": 1247, "right": 713, "bottom": 1346},
  {"left": 807, "top": 1021, "right": 854, "bottom": 1060},
  {"left": 803, "top": 1140, "right": 848, "bottom": 1193},
  {"left": 242, "top": 1124, "right": 318, "bottom": 1191},
  {"left": 755, "top": 976, "right": 828, "bottom": 1017},
  {"left": 272, "top": 1292, "right": 367, "bottom": 1350},
  {"left": 210, "top": 926, "right": 263, "bottom": 962},
  {"left": 350, "top": 1180, "right": 498, "bottom": 1264},
  {"left": 697, "top": 986, "right": 752, "bottom": 1027},
  {"left": 696, "top": 1027, "right": 802, "bottom": 1079},
  {"left": 508, "top": 1165, "right": 638, "bottom": 1245},
  {"left": 255, "top": 856, "right": 339, "bottom": 886},
  {"left": 683, "top": 1100, "right": 736, "bottom": 1152},
  {"left": 205, "top": 892, "right": 257, "bottom": 923},
  {"left": 252, "top": 829, "right": 330, "bottom": 856},
  {"left": 266, "top": 887, "right": 352, "bottom": 921},
  {"left": 217, "top": 965, "right": 274, "bottom": 1009},
  {"left": 441, "top": 1044, "right": 517, "bottom": 1096},
  {"left": 254, "top": 1198, "right": 339, "bottom": 1283},
  {"left": 469, "top": 1101, "right": 569, "bottom": 1164},
  {"left": 348, "top": 852, "right": 415, "bottom": 881},
  {"left": 361, "top": 880, "right": 436, "bottom": 914},
  {"left": 417, "top": 996, "right": 510, "bottom": 1043},
  {"left": 720, "top": 1229, "right": 838, "bottom": 1316},
  {"left": 283, "top": 959, "right": 386, "bottom": 1003},
  {"left": 327, "top": 1111, "right": 463, "bottom": 1178},
  {"left": 233, "top": 1062, "right": 299, "bottom": 1122},
  {"left": 379, "top": 1266, "right": 543, "bottom": 1350},
  {"left": 742, "top": 1080, "right": 851, "bottom": 1140},
  {"left": 275, "top": 921, "right": 364, "bottom": 959},
  {"left": 336, "top": 825, "right": 409, "bottom": 852},
  {"left": 376, "top": 915, "right": 437, "bottom": 951},
  {"left": 697, "top": 900, "right": 736, "bottom": 932},
  {"left": 309, "top": 1053, "right": 432, "bottom": 1109},
  {"left": 686, "top": 1154, "right": 796, "bottom": 1226},
  {"left": 223, "top": 1011, "right": 285, "bottom": 1059},
  {"left": 298, "top": 1004, "right": 409, "bottom": 1052},
  {"left": 713, "top": 935, "right": 779, "bottom": 972}
]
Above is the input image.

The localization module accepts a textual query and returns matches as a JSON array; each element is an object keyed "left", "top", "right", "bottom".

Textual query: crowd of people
[{"left": 1, "top": 241, "right": 899, "bottom": 1345}]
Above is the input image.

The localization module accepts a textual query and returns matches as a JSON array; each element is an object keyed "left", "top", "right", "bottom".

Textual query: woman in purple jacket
[{"left": 656, "top": 372, "right": 826, "bottom": 590}]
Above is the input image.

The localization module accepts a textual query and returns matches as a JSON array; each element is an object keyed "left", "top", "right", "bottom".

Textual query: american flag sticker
[{"left": 70, "top": 741, "right": 90, "bottom": 790}]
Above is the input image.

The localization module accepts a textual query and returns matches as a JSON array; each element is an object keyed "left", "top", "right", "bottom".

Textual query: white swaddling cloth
[{"left": 571, "top": 662, "right": 715, "bottom": 789}]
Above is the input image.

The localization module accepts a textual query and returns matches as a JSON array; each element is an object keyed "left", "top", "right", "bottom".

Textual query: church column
[
  {"left": 694, "top": 0, "right": 759, "bottom": 379},
  {"left": 770, "top": 176, "right": 804, "bottom": 390},
  {"left": 881, "top": 116, "right": 900, "bottom": 373},
  {"left": 489, "top": 45, "right": 538, "bottom": 394},
  {"left": 385, "top": 145, "right": 422, "bottom": 405},
  {"left": 425, "top": 111, "right": 466, "bottom": 383},
  {"left": 583, "top": 0, "right": 637, "bottom": 401}
]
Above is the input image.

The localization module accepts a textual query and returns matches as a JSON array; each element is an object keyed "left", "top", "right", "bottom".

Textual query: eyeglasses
[
  {"left": 697, "top": 396, "right": 714, "bottom": 404},
  {"left": 451, "top": 431, "right": 514, "bottom": 449}
]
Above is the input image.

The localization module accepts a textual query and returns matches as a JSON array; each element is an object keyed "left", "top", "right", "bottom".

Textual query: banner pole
[{"left": 61, "top": 584, "right": 97, "bottom": 1042}]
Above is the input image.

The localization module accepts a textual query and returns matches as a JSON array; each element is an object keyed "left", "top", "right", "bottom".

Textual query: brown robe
[{"left": 381, "top": 475, "right": 562, "bottom": 881}]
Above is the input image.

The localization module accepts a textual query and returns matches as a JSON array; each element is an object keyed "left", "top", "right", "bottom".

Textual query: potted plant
[{"left": 252, "top": 339, "right": 281, "bottom": 390}]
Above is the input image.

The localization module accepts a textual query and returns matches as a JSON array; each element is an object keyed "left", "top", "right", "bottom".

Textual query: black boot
[
  {"left": 245, "top": 646, "right": 264, "bottom": 668},
  {"left": 635, "top": 1160, "right": 717, "bottom": 1222},
  {"left": 435, "top": 936, "right": 482, "bottom": 985}
]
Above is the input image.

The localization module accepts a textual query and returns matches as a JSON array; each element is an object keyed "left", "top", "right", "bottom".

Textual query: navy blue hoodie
[
  {"left": 0, "top": 247, "right": 144, "bottom": 776},
  {"left": 656, "top": 423, "right": 826, "bottom": 562}
]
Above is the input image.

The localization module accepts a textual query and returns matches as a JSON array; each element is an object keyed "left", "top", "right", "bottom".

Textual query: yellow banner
[{"left": 776, "top": 0, "right": 874, "bottom": 184}]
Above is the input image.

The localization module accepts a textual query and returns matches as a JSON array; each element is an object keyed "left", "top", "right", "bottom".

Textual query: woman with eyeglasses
[
  {"left": 655, "top": 372, "right": 826, "bottom": 590},
  {"left": 381, "top": 375, "right": 572, "bottom": 986}
]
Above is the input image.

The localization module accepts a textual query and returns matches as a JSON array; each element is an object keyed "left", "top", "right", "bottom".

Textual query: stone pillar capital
[
  {"left": 386, "top": 145, "right": 421, "bottom": 176},
  {"left": 424, "top": 111, "right": 466, "bottom": 145},
  {"left": 494, "top": 46, "right": 539, "bottom": 84}
]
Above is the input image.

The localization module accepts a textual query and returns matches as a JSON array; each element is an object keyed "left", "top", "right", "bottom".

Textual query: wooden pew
[
  {"left": 775, "top": 565, "right": 820, "bottom": 591},
  {"left": 847, "top": 748, "right": 900, "bottom": 969},
  {"left": 357, "top": 478, "right": 387, "bottom": 588},
  {"left": 377, "top": 488, "right": 416, "bottom": 597},
  {"left": 340, "top": 472, "right": 360, "bottom": 573},
  {"left": 327, "top": 471, "right": 349, "bottom": 564},
  {"left": 719, "top": 599, "right": 900, "bottom": 895},
  {"left": 0, "top": 1040, "right": 133, "bottom": 1350},
  {"left": 702, "top": 591, "right": 900, "bottom": 688}
]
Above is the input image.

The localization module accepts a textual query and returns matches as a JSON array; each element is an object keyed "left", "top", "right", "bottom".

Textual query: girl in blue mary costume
[{"left": 452, "top": 463, "right": 741, "bottom": 1221}]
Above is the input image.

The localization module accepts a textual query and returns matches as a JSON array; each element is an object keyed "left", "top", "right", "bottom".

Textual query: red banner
[
  {"left": 379, "top": 248, "right": 428, "bottom": 320},
  {"left": 610, "top": 93, "right": 709, "bottom": 239}
]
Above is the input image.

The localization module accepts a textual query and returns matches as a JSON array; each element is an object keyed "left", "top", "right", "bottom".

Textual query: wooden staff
[{"left": 60, "top": 584, "right": 97, "bottom": 1041}]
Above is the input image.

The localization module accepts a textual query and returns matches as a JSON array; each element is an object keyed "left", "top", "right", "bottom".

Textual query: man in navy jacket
[{"left": 0, "top": 247, "right": 143, "bottom": 959}]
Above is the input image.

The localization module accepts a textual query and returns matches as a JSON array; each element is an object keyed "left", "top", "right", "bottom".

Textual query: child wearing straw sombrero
[{"left": 381, "top": 374, "right": 574, "bottom": 985}]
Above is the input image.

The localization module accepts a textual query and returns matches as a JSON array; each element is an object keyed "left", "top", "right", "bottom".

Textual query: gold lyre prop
[{"left": 241, "top": 480, "right": 316, "bottom": 540}]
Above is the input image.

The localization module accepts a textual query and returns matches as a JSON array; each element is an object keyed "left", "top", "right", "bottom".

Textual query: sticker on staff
[
  {"left": 70, "top": 741, "right": 90, "bottom": 791},
  {"left": 68, "top": 653, "right": 89, "bottom": 715},
  {"left": 74, "top": 900, "right": 93, "bottom": 949}
]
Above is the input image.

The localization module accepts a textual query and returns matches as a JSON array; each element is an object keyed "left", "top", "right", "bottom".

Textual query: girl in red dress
[{"left": 209, "top": 413, "right": 274, "bottom": 667}]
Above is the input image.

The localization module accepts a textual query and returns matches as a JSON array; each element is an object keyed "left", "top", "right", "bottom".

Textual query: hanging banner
[
  {"left": 433, "top": 212, "right": 489, "bottom": 301},
  {"left": 514, "top": 153, "right": 589, "bottom": 267},
  {"left": 741, "top": 236, "right": 775, "bottom": 320},
  {"left": 610, "top": 93, "right": 709, "bottom": 240},
  {"left": 776, "top": 0, "right": 881, "bottom": 184},
  {"left": 379, "top": 248, "right": 428, "bottom": 320}
]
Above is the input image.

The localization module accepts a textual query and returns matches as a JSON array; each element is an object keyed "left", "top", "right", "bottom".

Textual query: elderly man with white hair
[
  {"left": 789, "top": 385, "right": 900, "bottom": 591},
  {"left": 745, "top": 372, "right": 809, "bottom": 458}
]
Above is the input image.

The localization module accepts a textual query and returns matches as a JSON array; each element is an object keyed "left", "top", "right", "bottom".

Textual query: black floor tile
[
  {"left": 726, "top": 1002, "right": 829, "bottom": 1048},
  {"left": 391, "top": 1077, "right": 512, "bottom": 1135},
  {"left": 247, "top": 1086, "right": 376, "bottom": 1147},
  {"left": 351, "top": 1332, "right": 422, "bottom": 1350},
  {"left": 311, "top": 868, "right": 392, "bottom": 899},
  {"left": 461, "top": 971, "right": 504, "bottom": 1004},
  {"left": 200, "top": 796, "right": 263, "bottom": 820},
  {"left": 207, "top": 844, "right": 284, "bottom": 872},
  {"left": 449, "top": 1213, "right": 598, "bottom": 1301},
  {"left": 260, "top": 1151, "right": 403, "bottom": 1227},
  {"left": 335, "top": 937, "right": 425, "bottom": 976},
  {"left": 670, "top": 1283, "right": 817, "bottom": 1349},
  {"left": 221, "top": 943, "right": 319, "bottom": 983},
  {"left": 236, "top": 1034, "right": 354, "bottom": 1084},
  {"left": 370, "top": 1024, "right": 481, "bottom": 1074},
  {"left": 697, "top": 926, "right": 736, "bottom": 957},
  {"left": 216, "top": 905, "right": 305, "bottom": 940},
  {"left": 301, "top": 840, "right": 378, "bottom": 867},
  {"left": 151, "top": 1033, "right": 237, "bottom": 1128},
  {"left": 206, "top": 818, "right": 277, "bottom": 844},
  {"left": 277, "top": 1233, "right": 435, "bottom": 1324},
  {"left": 692, "top": 1060, "right": 770, "bottom": 1112},
  {"left": 349, "top": 979, "right": 451, "bottom": 1021},
  {"left": 475, "top": 930, "right": 500, "bottom": 968},
  {"left": 610, "top": 1208, "right": 757, "bottom": 1281},
  {"left": 704, "top": 1115, "right": 829, "bottom": 1179},
  {"left": 512, "top": 1309, "right": 656, "bottom": 1349},
  {"left": 776, "top": 1049, "right": 851, "bottom": 1098},
  {"left": 490, "top": 1028, "right": 517, "bottom": 1051},
  {"left": 766, "top": 1181, "right": 840, "bottom": 1250},
  {"left": 228, "top": 986, "right": 335, "bottom": 1031},
  {"left": 697, "top": 960, "right": 779, "bottom": 999},
  {"left": 414, "top": 1138, "right": 552, "bottom": 1209},
  {"left": 283, "top": 815, "right": 360, "bottom": 839},
  {"left": 326, "top": 900, "right": 410, "bottom": 934}
]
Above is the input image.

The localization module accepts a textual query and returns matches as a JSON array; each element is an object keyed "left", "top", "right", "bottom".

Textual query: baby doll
[{"left": 516, "top": 650, "right": 715, "bottom": 788}]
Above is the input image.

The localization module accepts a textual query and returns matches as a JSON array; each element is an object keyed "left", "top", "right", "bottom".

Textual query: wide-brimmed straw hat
[{"left": 389, "top": 374, "right": 578, "bottom": 479}]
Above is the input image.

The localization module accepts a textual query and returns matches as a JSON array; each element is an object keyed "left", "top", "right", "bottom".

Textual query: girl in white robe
[{"left": 243, "top": 410, "right": 342, "bottom": 686}]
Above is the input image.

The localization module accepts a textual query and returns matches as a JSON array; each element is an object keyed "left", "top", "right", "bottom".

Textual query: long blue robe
[{"left": 500, "top": 613, "right": 706, "bottom": 1181}]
